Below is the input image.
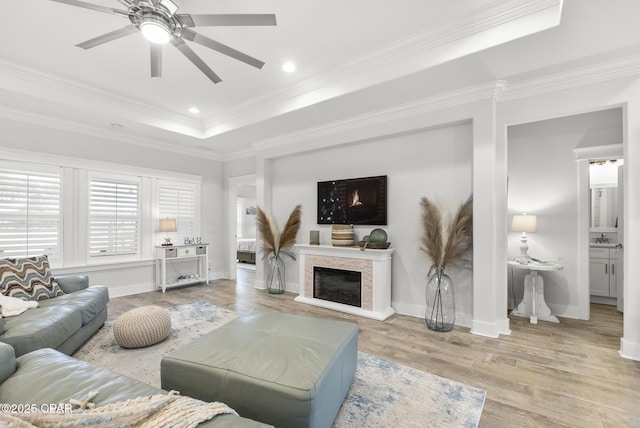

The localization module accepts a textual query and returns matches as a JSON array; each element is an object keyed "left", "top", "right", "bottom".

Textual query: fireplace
[
  {"left": 314, "top": 267, "right": 362, "bottom": 307},
  {"left": 294, "top": 244, "right": 395, "bottom": 320}
]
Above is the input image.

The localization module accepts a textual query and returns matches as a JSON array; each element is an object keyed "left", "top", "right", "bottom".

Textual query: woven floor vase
[
  {"left": 114, "top": 305, "right": 172, "bottom": 348},
  {"left": 331, "top": 224, "right": 354, "bottom": 247}
]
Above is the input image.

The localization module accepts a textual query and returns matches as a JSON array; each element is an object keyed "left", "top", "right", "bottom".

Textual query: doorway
[
  {"left": 507, "top": 108, "right": 624, "bottom": 322},
  {"left": 226, "top": 174, "right": 256, "bottom": 280},
  {"left": 587, "top": 159, "right": 624, "bottom": 311}
]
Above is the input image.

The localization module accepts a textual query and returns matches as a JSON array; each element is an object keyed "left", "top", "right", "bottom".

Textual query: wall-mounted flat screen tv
[{"left": 317, "top": 175, "right": 387, "bottom": 225}]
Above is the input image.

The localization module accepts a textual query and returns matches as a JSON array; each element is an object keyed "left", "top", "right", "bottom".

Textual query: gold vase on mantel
[{"left": 331, "top": 224, "right": 354, "bottom": 247}]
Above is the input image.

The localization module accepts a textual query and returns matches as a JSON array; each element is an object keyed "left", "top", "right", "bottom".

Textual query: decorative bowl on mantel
[{"left": 358, "top": 241, "right": 391, "bottom": 249}]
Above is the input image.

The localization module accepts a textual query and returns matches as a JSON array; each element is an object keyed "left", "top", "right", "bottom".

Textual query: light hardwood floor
[{"left": 108, "top": 269, "right": 640, "bottom": 427}]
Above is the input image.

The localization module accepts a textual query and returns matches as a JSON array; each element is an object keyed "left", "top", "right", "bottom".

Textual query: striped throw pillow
[{"left": 0, "top": 256, "right": 65, "bottom": 301}]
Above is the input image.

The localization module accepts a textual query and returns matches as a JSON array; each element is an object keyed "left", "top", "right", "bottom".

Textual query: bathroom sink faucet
[{"left": 596, "top": 233, "right": 609, "bottom": 244}]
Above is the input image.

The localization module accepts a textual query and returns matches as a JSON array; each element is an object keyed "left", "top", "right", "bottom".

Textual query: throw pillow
[{"left": 0, "top": 255, "right": 65, "bottom": 301}]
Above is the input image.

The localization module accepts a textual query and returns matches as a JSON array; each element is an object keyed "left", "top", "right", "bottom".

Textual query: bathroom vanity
[{"left": 589, "top": 244, "right": 619, "bottom": 299}]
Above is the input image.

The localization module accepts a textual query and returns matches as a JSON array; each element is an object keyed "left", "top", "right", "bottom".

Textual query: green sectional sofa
[
  {"left": 0, "top": 256, "right": 109, "bottom": 357},
  {"left": 1, "top": 274, "right": 108, "bottom": 357}
]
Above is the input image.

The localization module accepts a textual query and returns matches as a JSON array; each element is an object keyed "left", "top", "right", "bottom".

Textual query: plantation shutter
[
  {"left": 236, "top": 198, "right": 244, "bottom": 239},
  {"left": 89, "top": 177, "right": 139, "bottom": 256},
  {"left": 158, "top": 183, "right": 196, "bottom": 244},
  {"left": 0, "top": 167, "right": 62, "bottom": 263}
]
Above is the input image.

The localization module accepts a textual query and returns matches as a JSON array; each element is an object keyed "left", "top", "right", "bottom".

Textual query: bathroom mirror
[{"left": 590, "top": 186, "right": 618, "bottom": 229}]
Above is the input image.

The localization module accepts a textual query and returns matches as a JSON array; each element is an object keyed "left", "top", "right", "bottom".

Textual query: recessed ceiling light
[
  {"left": 110, "top": 123, "right": 123, "bottom": 129},
  {"left": 189, "top": 107, "right": 200, "bottom": 114},
  {"left": 282, "top": 62, "right": 296, "bottom": 73}
]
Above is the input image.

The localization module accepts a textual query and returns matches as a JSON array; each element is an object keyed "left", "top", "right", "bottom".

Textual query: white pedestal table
[{"left": 509, "top": 260, "right": 563, "bottom": 324}]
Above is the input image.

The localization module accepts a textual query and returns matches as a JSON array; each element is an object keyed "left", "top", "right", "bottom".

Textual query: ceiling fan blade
[
  {"left": 48, "top": 0, "right": 128, "bottom": 17},
  {"left": 171, "top": 38, "right": 221, "bottom": 84},
  {"left": 178, "top": 14, "right": 277, "bottom": 27},
  {"left": 181, "top": 28, "right": 265, "bottom": 69},
  {"left": 150, "top": 44, "right": 162, "bottom": 77},
  {"left": 75, "top": 25, "right": 138, "bottom": 49},
  {"left": 115, "top": 0, "right": 134, "bottom": 7},
  {"left": 159, "top": 0, "right": 178, "bottom": 15}
]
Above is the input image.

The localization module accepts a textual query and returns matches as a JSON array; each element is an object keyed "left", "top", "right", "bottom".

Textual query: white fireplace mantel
[{"left": 294, "top": 244, "right": 395, "bottom": 320}]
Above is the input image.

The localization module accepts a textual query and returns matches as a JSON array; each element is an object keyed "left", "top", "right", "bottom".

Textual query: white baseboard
[
  {"left": 391, "top": 302, "right": 472, "bottom": 328},
  {"left": 548, "top": 303, "right": 582, "bottom": 320},
  {"left": 285, "top": 282, "right": 299, "bottom": 294},
  {"left": 209, "top": 271, "right": 227, "bottom": 280},
  {"left": 107, "top": 282, "right": 154, "bottom": 298},
  {"left": 620, "top": 337, "right": 640, "bottom": 361},
  {"left": 589, "top": 296, "right": 617, "bottom": 306},
  {"left": 391, "top": 302, "right": 423, "bottom": 319},
  {"left": 470, "top": 319, "right": 500, "bottom": 338}
]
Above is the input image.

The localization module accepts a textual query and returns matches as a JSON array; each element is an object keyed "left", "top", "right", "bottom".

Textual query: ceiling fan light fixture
[{"left": 140, "top": 17, "right": 171, "bottom": 44}]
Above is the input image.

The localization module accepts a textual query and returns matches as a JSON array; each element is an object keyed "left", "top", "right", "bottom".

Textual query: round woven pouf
[{"left": 113, "top": 305, "right": 171, "bottom": 349}]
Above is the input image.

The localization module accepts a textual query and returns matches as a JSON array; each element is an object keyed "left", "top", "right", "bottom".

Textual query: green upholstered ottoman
[{"left": 161, "top": 311, "right": 358, "bottom": 428}]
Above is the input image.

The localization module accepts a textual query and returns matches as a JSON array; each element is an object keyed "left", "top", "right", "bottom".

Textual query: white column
[
  {"left": 620, "top": 94, "right": 640, "bottom": 361},
  {"left": 255, "top": 156, "right": 273, "bottom": 290},
  {"left": 471, "top": 98, "right": 509, "bottom": 337}
]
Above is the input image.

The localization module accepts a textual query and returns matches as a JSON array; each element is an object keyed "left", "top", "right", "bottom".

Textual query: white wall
[
  {"left": 269, "top": 122, "right": 475, "bottom": 326},
  {"left": 507, "top": 112, "right": 622, "bottom": 318}
]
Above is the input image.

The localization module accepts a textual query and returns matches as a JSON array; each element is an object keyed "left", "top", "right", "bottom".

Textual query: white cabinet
[
  {"left": 155, "top": 244, "right": 209, "bottom": 292},
  {"left": 589, "top": 247, "right": 618, "bottom": 297}
]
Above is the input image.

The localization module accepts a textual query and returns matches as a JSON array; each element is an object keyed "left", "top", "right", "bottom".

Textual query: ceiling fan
[{"left": 48, "top": 0, "right": 277, "bottom": 84}]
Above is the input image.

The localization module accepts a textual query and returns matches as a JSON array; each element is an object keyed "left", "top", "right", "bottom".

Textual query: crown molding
[
  {"left": 0, "top": 147, "right": 203, "bottom": 183},
  {"left": 221, "top": 147, "right": 257, "bottom": 162},
  {"left": 250, "top": 81, "right": 507, "bottom": 156},
  {"left": 202, "top": 0, "right": 561, "bottom": 138},
  {"left": 0, "top": 59, "right": 205, "bottom": 138},
  {"left": 0, "top": 106, "right": 222, "bottom": 161},
  {"left": 574, "top": 144, "right": 623, "bottom": 160},
  {"left": 499, "top": 53, "right": 640, "bottom": 102}
]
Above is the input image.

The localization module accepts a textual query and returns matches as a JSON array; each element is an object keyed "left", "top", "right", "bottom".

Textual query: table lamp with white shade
[
  {"left": 511, "top": 213, "right": 537, "bottom": 264},
  {"left": 158, "top": 218, "right": 177, "bottom": 246}
]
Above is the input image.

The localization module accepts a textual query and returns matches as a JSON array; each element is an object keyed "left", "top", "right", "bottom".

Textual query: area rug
[{"left": 74, "top": 301, "right": 486, "bottom": 427}]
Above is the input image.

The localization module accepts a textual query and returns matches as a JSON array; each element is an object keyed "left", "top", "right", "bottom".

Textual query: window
[
  {"left": 158, "top": 182, "right": 196, "bottom": 244},
  {"left": 89, "top": 177, "right": 139, "bottom": 257},
  {"left": 236, "top": 198, "right": 244, "bottom": 239},
  {"left": 0, "top": 165, "right": 62, "bottom": 263}
]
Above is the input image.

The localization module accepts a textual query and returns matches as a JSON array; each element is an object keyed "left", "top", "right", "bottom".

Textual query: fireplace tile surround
[{"left": 294, "top": 244, "right": 395, "bottom": 320}]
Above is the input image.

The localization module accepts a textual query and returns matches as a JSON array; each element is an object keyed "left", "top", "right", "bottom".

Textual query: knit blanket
[
  {"left": 0, "top": 392, "right": 237, "bottom": 428},
  {"left": 0, "top": 294, "right": 38, "bottom": 317}
]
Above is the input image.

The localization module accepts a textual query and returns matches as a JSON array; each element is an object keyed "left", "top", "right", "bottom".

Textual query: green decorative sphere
[
  {"left": 362, "top": 235, "right": 370, "bottom": 242},
  {"left": 368, "top": 228, "right": 388, "bottom": 243}
]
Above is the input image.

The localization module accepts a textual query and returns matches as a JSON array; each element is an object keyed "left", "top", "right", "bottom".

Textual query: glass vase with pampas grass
[
  {"left": 420, "top": 196, "right": 472, "bottom": 332},
  {"left": 256, "top": 205, "right": 302, "bottom": 294}
]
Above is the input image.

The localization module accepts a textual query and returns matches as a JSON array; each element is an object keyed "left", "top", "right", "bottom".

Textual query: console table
[
  {"left": 509, "top": 260, "right": 563, "bottom": 324},
  {"left": 155, "top": 244, "right": 209, "bottom": 292}
]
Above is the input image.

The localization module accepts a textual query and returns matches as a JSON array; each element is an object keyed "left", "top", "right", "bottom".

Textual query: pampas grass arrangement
[
  {"left": 256, "top": 204, "right": 302, "bottom": 260},
  {"left": 420, "top": 195, "right": 472, "bottom": 332},
  {"left": 420, "top": 195, "right": 473, "bottom": 273},
  {"left": 256, "top": 205, "right": 302, "bottom": 294}
]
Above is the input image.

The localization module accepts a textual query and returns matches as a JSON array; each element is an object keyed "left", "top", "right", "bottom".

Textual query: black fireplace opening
[{"left": 313, "top": 266, "right": 361, "bottom": 307}]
